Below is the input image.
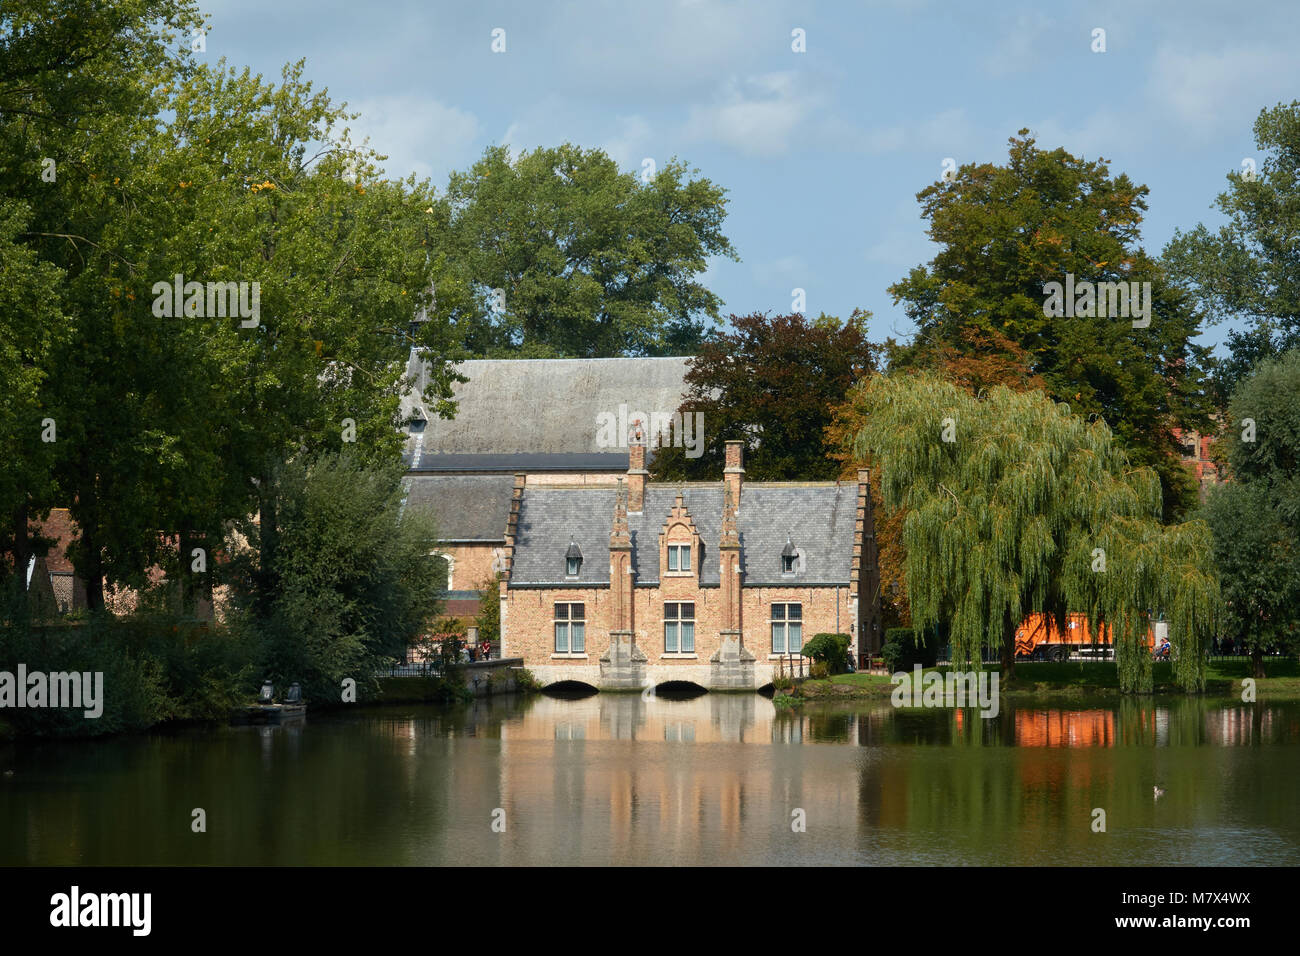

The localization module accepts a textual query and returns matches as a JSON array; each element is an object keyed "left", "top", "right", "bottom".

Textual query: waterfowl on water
[{"left": 1153, "top": 785, "right": 1165, "bottom": 799}]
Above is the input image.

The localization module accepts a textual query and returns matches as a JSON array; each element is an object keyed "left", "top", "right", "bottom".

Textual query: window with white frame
[
  {"left": 431, "top": 550, "right": 454, "bottom": 590},
  {"left": 554, "top": 602, "right": 585, "bottom": 653},
  {"left": 666, "top": 543, "right": 692, "bottom": 572},
  {"left": 664, "top": 602, "right": 696, "bottom": 654},
  {"left": 771, "top": 603, "right": 803, "bottom": 654}
]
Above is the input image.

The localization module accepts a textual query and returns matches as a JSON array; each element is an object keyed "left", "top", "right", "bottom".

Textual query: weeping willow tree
[{"left": 852, "top": 373, "right": 1220, "bottom": 693}]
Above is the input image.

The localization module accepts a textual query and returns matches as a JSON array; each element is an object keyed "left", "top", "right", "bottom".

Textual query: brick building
[
  {"left": 399, "top": 350, "right": 695, "bottom": 619},
  {"left": 1172, "top": 423, "right": 1221, "bottom": 500},
  {"left": 497, "top": 434, "right": 881, "bottom": 690}
]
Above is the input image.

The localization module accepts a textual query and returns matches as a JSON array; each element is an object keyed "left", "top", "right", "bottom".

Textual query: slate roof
[
  {"left": 402, "top": 474, "right": 515, "bottom": 541},
  {"left": 399, "top": 350, "right": 692, "bottom": 460},
  {"left": 405, "top": 452, "right": 632, "bottom": 473},
  {"left": 509, "top": 482, "right": 857, "bottom": 587}
]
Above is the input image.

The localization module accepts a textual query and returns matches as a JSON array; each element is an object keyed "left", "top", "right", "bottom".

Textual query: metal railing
[{"left": 776, "top": 652, "right": 806, "bottom": 680}]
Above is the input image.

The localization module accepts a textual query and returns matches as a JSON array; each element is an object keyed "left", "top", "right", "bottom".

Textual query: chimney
[
  {"left": 724, "top": 440, "right": 745, "bottom": 510},
  {"left": 627, "top": 418, "right": 647, "bottom": 513}
]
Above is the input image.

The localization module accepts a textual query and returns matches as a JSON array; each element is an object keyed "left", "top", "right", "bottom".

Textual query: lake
[{"left": 3, "top": 693, "right": 1298, "bottom": 865}]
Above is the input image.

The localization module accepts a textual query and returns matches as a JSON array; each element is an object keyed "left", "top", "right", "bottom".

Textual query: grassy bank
[{"left": 790, "top": 660, "right": 1300, "bottom": 701}]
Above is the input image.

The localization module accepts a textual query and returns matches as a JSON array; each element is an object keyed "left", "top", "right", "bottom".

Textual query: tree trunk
[
  {"left": 11, "top": 502, "right": 30, "bottom": 619},
  {"left": 178, "top": 528, "right": 197, "bottom": 617},
  {"left": 1000, "top": 610, "right": 1015, "bottom": 683},
  {"left": 1252, "top": 646, "right": 1265, "bottom": 680},
  {"left": 82, "top": 524, "right": 105, "bottom": 613},
  {"left": 255, "top": 480, "right": 279, "bottom": 620}
]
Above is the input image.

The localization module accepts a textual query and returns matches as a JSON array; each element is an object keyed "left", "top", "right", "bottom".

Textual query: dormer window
[
  {"left": 781, "top": 534, "right": 798, "bottom": 575},
  {"left": 565, "top": 538, "right": 582, "bottom": 577},
  {"left": 667, "top": 543, "right": 691, "bottom": 572}
]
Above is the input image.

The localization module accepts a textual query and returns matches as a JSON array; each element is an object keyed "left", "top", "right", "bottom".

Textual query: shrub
[
  {"left": 809, "top": 661, "right": 829, "bottom": 680},
  {"left": 512, "top": 667, "right": 542, "bottom": 693},
  {"left": 801, "top": 632, "right": 851, "bottom": 673},
  {"left": 0, "top": 615, "right": 251, "bottom": 737},
  {"left": 881, "top": 627, "right": 937, "bottom": 673}
]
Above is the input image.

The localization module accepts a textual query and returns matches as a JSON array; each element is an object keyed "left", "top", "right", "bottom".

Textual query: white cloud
[
  {"left": 982, "top": 10, "right": 1055, "bottom": 76},
  {"left": 1146, "top": 45, "right": 1298, "bottom": 142},
  {"left": 349, "top": 95, "right": 481, "bottom": 184},
  {"left": 752, "top": 254, "right": 811, "bottom": 287},
  {"left": 683, "top": 71, "right": 820, "bottom": 156},
  {"left": 601, "top": 115, "right": 655, "bottom": 169}
]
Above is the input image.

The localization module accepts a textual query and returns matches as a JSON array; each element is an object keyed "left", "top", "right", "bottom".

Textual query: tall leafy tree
[
  {"left": 1164, "top": 102, "right": 1300, "bottom": 400},
  {"left": 0, "top": 202, "right": 67, "bottom": 614},
  {"left": 0, "top": 0, "right": 203, "bottom": 608},
  {"left": 650, "top": 311, "right": 875, "bottom": 481},
  {"left": 1204, "top": 351, "right": 1300, "bottom": 676},
  {"left": 890, "top": 131, "right": 1213, "bottom": 519},
  {"left": 19, "top": 53, "right": 464, "bottom": 611},
  {"left": 122, "top": 60, "right": 464, "bottom": 615},
  {"left": 443, "top": 144, "right": 737, "bottom": 357},
  {"left": 851, "top": 373, "right": 1221, "bottom": 692}
]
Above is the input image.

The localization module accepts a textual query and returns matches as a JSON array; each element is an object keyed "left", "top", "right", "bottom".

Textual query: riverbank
[{"left": 790, "top": 660, "right": 1300, "bottom": 701}]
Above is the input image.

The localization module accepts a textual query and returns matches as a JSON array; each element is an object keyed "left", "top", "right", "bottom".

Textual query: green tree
[
  {"left": 1164, "top": 103, "right": 1300, "bottom": 400},
  {"left": 0, "top": 0, "right": 202, "bottom": 608},
  {"left": 443, "top": 144, "right": 737, "bottom": 357},
  {"left": 21, "top": 54, "right": 464, "bottom": 611},
  {"left": 1203, "top": 351, "right": 1300, "bottom": 675},
  {"left": 473, "top": 574, "right": 501, "bottom": 647},
  {"left": 0, "top": 202, "right": 67, "bottom": 616},
  {"left": 650, "top": 311, "right": 876, "bottom": 481},
  {"left": 889, "top": 131, "right": 1213, "bottom": 519},
  {"left": 226, "top": 453, "right": 445, "bottom": 702},
  {"left": 851, "top": 373, "right": 1221, "bottom": 692}
]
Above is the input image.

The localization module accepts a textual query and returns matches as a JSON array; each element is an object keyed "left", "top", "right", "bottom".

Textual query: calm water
[{"left": 3, "top": 693, "right": 1298, "bottom": 866}]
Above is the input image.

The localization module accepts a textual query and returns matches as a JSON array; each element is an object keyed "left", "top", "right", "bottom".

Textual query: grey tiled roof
[
  {"left": 402, "top": 474, "right": 514, "bottom": 541},
  {"left": 400, "top": 351, "right": 692, "bottom": 458},
  {"left": 403, "top": 452, "right": 635, "bottom": 473},
  {"left": 510, "top": 482, "right": 856, "bottom": 587}
]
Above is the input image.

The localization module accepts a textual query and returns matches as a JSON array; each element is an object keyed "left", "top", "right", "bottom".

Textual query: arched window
[{"left": 431, "top": 550, "right": 455, "bottom": 589}]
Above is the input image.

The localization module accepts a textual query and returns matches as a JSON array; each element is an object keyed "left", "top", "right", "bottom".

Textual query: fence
[{"left": 775, "top": 652, "right": 807, "bottom": 680}]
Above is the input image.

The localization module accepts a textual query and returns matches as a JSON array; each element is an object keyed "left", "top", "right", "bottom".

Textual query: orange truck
[{"left": 1014, "top": 612, "right": 1163, "bottom": 662}]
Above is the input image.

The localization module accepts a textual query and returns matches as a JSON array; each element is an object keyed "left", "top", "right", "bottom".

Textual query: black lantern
[
  {"left": 258, "top": 680, "right": 274, "bottom": 704},
  {"left": 285, "top": 682, "right": 302, "bottom": 704}
]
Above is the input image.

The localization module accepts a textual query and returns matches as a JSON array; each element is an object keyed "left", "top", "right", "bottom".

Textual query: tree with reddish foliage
[
  {"left": 884, "top": 327, "right": 1048, "bottom": 396},
  {"left": 649, "top": 311, "right": 876, "bottom": 481}
]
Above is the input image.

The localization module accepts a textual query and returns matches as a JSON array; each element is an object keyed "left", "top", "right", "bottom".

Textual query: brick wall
[
  {"left": 504, "top": 582, "right": 853, "bottom": 670},
  {"left": 441, "top": 542, "right": 502, "bottom": 591}
]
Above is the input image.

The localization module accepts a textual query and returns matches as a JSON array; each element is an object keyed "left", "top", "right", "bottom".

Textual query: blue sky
[{"left": 198, "top": 0, "right": 1300, "bottom": 353}]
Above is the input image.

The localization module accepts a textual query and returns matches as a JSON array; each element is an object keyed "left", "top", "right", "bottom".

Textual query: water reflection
[{"left": 1, "top": 694, "right": 1297, "bottom": 866}]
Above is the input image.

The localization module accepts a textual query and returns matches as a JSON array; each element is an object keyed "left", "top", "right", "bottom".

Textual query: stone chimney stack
[
  {"left": 627, "top": 418, "right": 647, "bottom": 513},
  {"left": 723, "top": 440, "right": 745, "bottom": 511}
]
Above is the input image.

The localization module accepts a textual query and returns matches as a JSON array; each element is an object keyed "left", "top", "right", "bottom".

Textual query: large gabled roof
[{"left": 400, "top": 350, "right": 692, "bottom": 462}]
